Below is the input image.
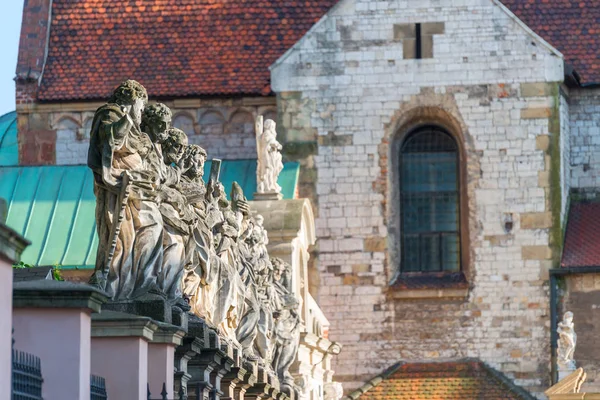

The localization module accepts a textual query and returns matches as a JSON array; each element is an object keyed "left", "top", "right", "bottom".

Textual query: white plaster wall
[
  {"left": 271, "top": 0, "right": 564, "bottom": 396},
  {"left": 0, "top": 256, "right": 13, "bottom": 400},
  {"left": 13, "top": 308, "right": 92, "bottom": 400}
]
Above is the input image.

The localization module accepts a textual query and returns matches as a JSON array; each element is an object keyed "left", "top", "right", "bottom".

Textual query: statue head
[
  {"left": 563, "top": 311, "right": 574, "bottom": 325},
  {"left": 255, "top": 214, "right": 264, "bottom": 227},
  {"left": 264, "top": 119, "right": 277, "bottom": 137},
  {"left": 141, "top": 103, "right": 172, "bottom": 143},
  {"left": 162, "top": 128, "right": 188, "bottom": 164},
  {"left": 271, "top": 257, "right": 289, "bottom": 283},
  {"left": 108, "top": 80, "right": 148, "bottom": 125},
  {"left": 184, "top": 144, "right": 207, "bottom": 180}
]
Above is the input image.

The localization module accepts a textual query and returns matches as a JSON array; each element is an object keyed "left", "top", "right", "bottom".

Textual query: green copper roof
[
  {"left": 0, "top": 161, "right": 299, "bottom": 269},
  {"left": 0, "top": 111, "right": 18, "bottom": 166}
]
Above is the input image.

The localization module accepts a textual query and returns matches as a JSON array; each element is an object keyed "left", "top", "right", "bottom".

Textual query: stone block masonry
[
  {"left": 569, "top": 88, "right": 600, "bottom": 191},
  {"left": 271, "top": 0, "right": 565, "bottom": 396}
]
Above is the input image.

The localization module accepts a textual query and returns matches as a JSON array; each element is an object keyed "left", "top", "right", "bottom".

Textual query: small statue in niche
[
  {"left": 255, "top": 115, "right": 283, "bottom": 195},
  {"left": 557, "top": 311, "right": 577, "bottom": 370}
]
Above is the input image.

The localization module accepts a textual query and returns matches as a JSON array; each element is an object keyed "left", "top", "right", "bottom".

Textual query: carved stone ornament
[
  {"left": 557, "top": 311, "right": 577, "bottom": 371},
  {"left": 255, "top": 115, "right": 284, "bottom": 199},
  {"left": 88, "top": 80, "right": 301, "bottom": 393}
]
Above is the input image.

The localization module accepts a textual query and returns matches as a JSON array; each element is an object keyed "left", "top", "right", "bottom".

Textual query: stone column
[
  {"left": 148, "top": 322, "right": 186, "bottom": 398},
  {"left": 0, "top": 219, "right": 29, "bottom": 400},
  {"left": 12, "top": 280, "right": 107, "bottom": 400},
  {"left": 91, "top": 311, "right": 158, "bottom": 400}
]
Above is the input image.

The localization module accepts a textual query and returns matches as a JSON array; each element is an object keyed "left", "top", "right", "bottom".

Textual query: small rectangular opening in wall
[
  {"left": 397, "top": 22, "right": 444, "bottom": 60},
  {"left": 415, "top": 23, "right": 422, "bottom": 59}
]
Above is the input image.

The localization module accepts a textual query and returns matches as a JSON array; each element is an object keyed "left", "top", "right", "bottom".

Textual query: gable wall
[
  {"left": 271, "top": 0, "right": 564, "bottom": 395},
  {"left": 569, "top": 87, "right": 600, "bottom": 192}
]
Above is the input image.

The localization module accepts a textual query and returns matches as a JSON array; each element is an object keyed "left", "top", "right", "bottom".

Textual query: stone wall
[
  {"left": 271, "top": 0, "right": 564, "bottom": 396},
  {"left": 17, "top": 97, "right": 276, "bottom": 165},
  {"left": 569, "top": 88, "right": 600, "bottom": 190},
  {"left": 560, "top": 274, "right": 600, "bottom": 392}
]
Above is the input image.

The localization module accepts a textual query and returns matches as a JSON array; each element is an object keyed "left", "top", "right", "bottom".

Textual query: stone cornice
[
  {"left": 92, "top": 310, "right": 158, "bottom": 340},
  {"left": 152, "top": 321, "right": 186, "bottom": 345},
  {"left": 13, "top": 280, "right": 108, "bottom": 313},
  {"left": 0, "top": 223, "right": 30, "bottom": 265}
]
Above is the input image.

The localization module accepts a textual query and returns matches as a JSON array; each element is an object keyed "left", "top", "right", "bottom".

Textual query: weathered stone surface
[
  {"left": 520, "top": 212, "right": 553, "bottom": 229},
  {"left": 521, "top": 107, "right": 553, "bottom": 119},
  {"left": 521, "top": 82, "right": 555, "bottom": 98},
  {"left": 521, "top": 246, "right": 553, "bottom": 260},
  {"left": 363, "top": 237, "right": 386, "bottom": 253},
  {"left": 536, "top": 135, "right": 551, "bottom": 152}
]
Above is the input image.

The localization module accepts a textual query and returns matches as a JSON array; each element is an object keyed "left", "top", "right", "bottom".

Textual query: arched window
[{"left": 400, "top": 126, "right": 460, "bottom": 273}]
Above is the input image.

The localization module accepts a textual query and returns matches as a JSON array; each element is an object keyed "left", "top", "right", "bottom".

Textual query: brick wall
[
  {"left": 15, "top": 0, "right": 52, "bottom": 106},
  {"left": 17, "top": 97, "right": 277, "bottom": 166},
  {"left": 271, "top": 0, "right": 564, "bottom": 396}
]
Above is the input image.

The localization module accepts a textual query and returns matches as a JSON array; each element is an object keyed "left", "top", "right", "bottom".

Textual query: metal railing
[
  {"left": 91, "top": 375, "right": 108, "bottom": 400},
  {"left": 148, "top": 383, "right": 192, "bottom": 400},
  {"left": 12, "top": 348, "right": 43, "bottom": 400}
]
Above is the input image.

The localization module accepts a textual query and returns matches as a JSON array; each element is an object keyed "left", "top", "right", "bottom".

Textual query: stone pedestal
[
  {"left": 0, "top": 220, "right": 29, "bottom": 400},
  {"left": 148, "top": 322, "right": 186, "bottom": 398},
  {"left": 558, "top": 367, "right": 577, "bottom": 382},
  {"left": 253, "top": 192, "right": 283, "bottom": 201},
  {"left": 91, "top": 311, "right": 158, "bottom": 400},
  {"left": 12, "top": 280, "right": 107, "bottom": 400}
]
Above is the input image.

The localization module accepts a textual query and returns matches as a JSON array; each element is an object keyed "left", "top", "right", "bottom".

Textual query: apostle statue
[
  {"left": 557, "top": 311, "right": 577, "bottom": 370},
  {"left": 88, "top": 80, "right": 165, "bottom": 300},
  {"left": 255, "top": 115, "right": 283, "bottom": 195},
  {"left": 270, "top": 257, "right": 300, "bottom": 389}
]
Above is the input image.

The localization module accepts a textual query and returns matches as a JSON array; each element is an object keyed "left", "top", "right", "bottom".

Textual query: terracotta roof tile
[
  {"left": 352, "top": 361, "right": 536, "bottom": 400},
  {"left": 38, "top": 0, "right": 338, "bottom": 101},
  {"left": 36, "top": 1, "right": 600, "bottom": 101},
  {"left": 562, "top": 202, "right": 600, "bottom": 268}
]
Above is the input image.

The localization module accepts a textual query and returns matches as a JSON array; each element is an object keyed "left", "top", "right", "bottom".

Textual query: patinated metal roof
[
  {"left": 0, "top": 161, "right": 299, "bottom": 269},
  {"left": 0, "top": 111, "right": 18, "bottom": 166}
]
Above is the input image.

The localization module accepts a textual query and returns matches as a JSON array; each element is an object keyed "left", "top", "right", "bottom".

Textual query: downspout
[
  {"left": 549, "top": 266, "right": 600, "bottom": 384},
  {"left": 549, "top": 272, "right": 558, "bottom": 384}
]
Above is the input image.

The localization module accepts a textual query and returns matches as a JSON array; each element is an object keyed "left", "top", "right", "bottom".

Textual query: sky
[{"left": 0, "top": 1, "right": 23, "bottom": 117}]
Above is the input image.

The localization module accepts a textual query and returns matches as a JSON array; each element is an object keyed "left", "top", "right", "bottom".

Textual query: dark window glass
[{"left": 400, "top": 126, "right": 460, "bottom": 273}]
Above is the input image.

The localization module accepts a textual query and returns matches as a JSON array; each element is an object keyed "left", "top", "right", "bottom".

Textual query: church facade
[{"left": 11, "top": 0, "right": 600, "bottom": 397}]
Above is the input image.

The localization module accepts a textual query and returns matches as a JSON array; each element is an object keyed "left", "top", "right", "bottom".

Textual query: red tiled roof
[
  {"left": 35, "top": 1, "right": 600, "bottom": 101},
  {"left": 352, "top": 361, "right": 535, "bottom": 400},
  {"left": 562, "top": 203, "right": 600, "bottom": 268},
  {"left": 37, "top": 0, "right": 338, "bottom": 101},
  {"left": 500, "top": 0, "right": 600, "bottom": 86}
]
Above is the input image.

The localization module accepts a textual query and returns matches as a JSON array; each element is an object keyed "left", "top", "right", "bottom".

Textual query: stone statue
[
  {"left": 181, "top": 145, "right": 216, "bottom": 320},
  {"left": 270, "top": 258, "right": 300, "bottom": 390},
  {"left": 255, "top": 115, "right": 283, "bottom": 195},
  {"left": 154, "top": 127, "right": 193, "bottom": 301},
  {"left": 323, "top": 382, "right": 344, "bottom": 400},
  {"left": 88, "top": 80, "right": 165, "bottom": 300},
  {"left": 557, "top": 311, "right": 577, "bottom": 370}
]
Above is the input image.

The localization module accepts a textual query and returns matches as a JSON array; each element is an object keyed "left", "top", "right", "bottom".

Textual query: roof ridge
[
  {"left": 479, "top": 362, "right": 538, "bottom": 400},
  {"left": 344, "top": 362, "right": 404, "bottom": 400}
]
